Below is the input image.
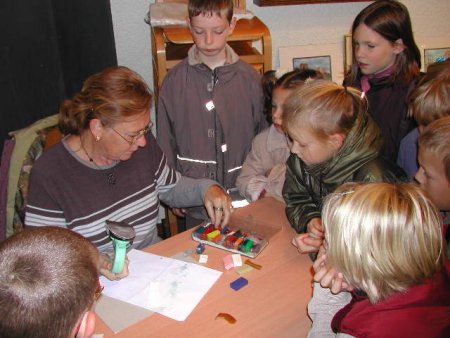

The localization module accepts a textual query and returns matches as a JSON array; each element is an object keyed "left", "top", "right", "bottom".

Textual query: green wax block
[{"left": 241, "top": 239, "right": 254, "bottom": 253}]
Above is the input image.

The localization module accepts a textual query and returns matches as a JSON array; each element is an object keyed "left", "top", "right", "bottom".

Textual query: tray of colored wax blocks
[{"left": 191, "top": 214, "right": 281, "bottom": 258}]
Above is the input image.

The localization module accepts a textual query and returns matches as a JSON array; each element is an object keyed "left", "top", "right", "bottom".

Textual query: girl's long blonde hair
[{"left": 323, "top": 182, "right": 443, "bottom": 303}]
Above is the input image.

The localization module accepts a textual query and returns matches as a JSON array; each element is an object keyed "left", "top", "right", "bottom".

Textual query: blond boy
[
  {"left": 309, "top": 182, "right": 449, "bottom": 337},
  {"left": 416, "top": 116, "right": 450, "bottom": 258}
]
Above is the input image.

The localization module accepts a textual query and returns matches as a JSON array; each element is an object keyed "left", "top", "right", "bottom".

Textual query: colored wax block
[
  {"left": 199, "top": 224, "right": 215, "bottom": 240},
  {"left": 194, "top": 224, "right": 208, "bottom": 234},
  {"left": 207, "top": 230, "right": 220, "bottom": 240},
  {"left": 199, "top": 254, "right": 208, "bottom": 263},
  {"left": 233, "top": 230, "right": 243, "bottom": 238},
  {"left": 223, "top": 255, "right": 234, "bottom": 270},
  {"left": 230, "top": 277, "right": 248, "bottom": 291},
  {"left": 202, "top": 224, "right": 215, "bottom": 235},
  {"left": 231, "top": 254, "right": 242, "bottom": 267},
  {"left": 241, "top": 239, "right": 254, "bottom": 253},
  {"left": 233, "top": 237, "right": 244, "bottom": 249},
  {"left": 212, "top": 234, "right": 224, "bottom": 244},
  {"left": 235, "top": 264, "right": 253, "bottom": 276},
  {"left": 224, "top": 235, "right": 238, "bottom": 249}
]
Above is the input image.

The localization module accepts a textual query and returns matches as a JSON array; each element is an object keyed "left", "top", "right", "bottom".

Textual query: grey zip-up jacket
[{"left": 157, "top": 44, "right": 266, "bottom": 191}]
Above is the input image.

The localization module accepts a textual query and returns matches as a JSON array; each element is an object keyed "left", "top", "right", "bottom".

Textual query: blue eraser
[{"left": 230, "top": 277, "right": 248, "bottom": 291}]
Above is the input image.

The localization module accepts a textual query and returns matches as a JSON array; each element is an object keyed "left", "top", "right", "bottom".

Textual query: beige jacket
[{"left": 236, "top": 125, "right": 291, "bottom": 202}]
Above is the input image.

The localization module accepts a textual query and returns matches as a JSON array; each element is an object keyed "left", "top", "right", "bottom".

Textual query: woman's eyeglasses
[{"left": 111, "top": 122, "right": 153, "bottom": 146}]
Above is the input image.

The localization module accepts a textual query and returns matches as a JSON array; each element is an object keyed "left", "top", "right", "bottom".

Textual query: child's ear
[
  {"left": 75, "top": 310, "right": 96, "bottom": 338},
  {"left": 329, "top": 133, "right": 345, "bottom": 150},
  {"left": 393, "top": 38, "right": 406, "bottom": 54},
  {"left": 228, "top": 17, "right": 237, "bottom": 35}
]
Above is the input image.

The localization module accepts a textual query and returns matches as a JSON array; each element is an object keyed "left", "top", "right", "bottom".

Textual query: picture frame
[
  {"left": 344, "top": 34, "right": 353, "bottom": 73},
  {"left": 279, "top": 44, "right": 344, "bottom": 83},
  {"left": 416, "top": 36, "right": 450, "bottom": 72}
]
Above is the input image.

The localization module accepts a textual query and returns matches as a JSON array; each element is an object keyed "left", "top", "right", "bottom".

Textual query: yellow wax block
[{"left": 207, "top": 230, "right": 220, "bottom": 240}]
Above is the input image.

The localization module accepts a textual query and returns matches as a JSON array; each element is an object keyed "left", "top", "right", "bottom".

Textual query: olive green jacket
[{"left": 283, "top": 112, "right": 406, "bottom": 234}]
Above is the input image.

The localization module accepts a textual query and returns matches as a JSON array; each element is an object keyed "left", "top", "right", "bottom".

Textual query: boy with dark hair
[
  {"left": 0, "top": 226, "right": 100, "bottom": 338},
  {"left": 157, "top": 0, "right": 266, "bottom": 229}
]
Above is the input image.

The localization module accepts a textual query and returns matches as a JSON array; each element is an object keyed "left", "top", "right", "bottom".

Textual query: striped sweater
[{"left": 25, "top": 133, "right": 213, "bottom": 253}]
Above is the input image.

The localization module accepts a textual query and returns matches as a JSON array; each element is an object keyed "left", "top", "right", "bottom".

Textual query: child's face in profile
[
  {"left": 271, "top": 87, "right": 291, "bottom": 133},
  {"left": 189, "top": 12, "right": 235, "bottom": 64},
  {"left": 353, "top": 23, "right": 404, "bottom": 76},
  {"left": 290, "top": 127, "right": 340, "bottom": 166},
  {"left": 416, "top": 147, "right": 450, "bottom": 211}
]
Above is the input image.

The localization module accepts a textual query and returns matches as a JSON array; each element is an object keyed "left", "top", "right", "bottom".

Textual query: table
[{"left": 94, "top": 197, "right": 313, "bottom": 337}]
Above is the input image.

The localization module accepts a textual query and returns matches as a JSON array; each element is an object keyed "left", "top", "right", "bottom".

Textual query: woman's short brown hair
[{"left": 58, "top": 66, "right": 152, "bottom": 135}]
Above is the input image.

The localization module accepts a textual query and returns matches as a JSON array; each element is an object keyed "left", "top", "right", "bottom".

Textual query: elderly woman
[{"left": 25, "top": 66, "right": 232, "bottom": 279}]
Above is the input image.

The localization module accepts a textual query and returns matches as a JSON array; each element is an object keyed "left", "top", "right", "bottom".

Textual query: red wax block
[{"left": 230, "top": 277, "right": 248, "bottom": 291}]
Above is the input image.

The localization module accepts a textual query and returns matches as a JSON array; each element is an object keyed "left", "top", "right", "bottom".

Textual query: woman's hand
[
  {"left": 99, "top": 253, "right": 129, "bottom": 281},
  {"left": 204, "top": 185, "right": 233, "bottom": 227}
]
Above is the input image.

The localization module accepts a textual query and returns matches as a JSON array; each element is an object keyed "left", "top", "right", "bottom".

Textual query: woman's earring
[{"left": 96, "top": 135, "right": 101, "bottom": 142}]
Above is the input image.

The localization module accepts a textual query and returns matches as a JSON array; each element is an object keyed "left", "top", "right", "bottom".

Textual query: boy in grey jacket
[{"left": 157, "top": 0, "right": 266, "bottom": 229}]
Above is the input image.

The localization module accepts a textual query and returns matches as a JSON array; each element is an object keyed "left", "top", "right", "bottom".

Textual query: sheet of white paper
[{"left": 100, "top": 249, "right": 222, "bottom": 321}]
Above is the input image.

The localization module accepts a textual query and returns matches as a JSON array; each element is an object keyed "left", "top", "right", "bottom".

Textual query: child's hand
[
  {"left": 307, "top": 218, "right": 324, "bottom": 239},
  {"left": 313, "top": 253, "right": 353, "bottom": 294},
  {"left": 99, "top": 254, "right": 130, "bottom": 281},
  {"left": 292, "top": 233, "right": 323, "bottom": 253}
]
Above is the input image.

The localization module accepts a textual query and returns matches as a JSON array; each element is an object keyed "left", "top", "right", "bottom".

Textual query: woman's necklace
[{"left": 80, "top": 137, "right": 117, "bottom": 185}]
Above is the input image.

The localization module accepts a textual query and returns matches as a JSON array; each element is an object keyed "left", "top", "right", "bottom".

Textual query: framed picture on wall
[
  {"left": 344, "top": 34, "right": 353, "bottom": 73},
  {"left": 279, "top": 43, "right": 344, "bottom": 83},
  {"left": 423, "top": 47, "right": 449, "bottom": 70},
  {"left": 414, "top": 36, "right": 450, "bottom": 72},
  {"left": 292, "top": 56, "right": 332, "bottom": 80},
  {"left": 416, "top": 36, "right": 450, "bottom": 72}
]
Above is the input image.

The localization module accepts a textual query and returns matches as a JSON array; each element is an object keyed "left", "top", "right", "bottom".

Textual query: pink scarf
[{"left": 360, "top": 65, "right": 395, "bottom": 93}]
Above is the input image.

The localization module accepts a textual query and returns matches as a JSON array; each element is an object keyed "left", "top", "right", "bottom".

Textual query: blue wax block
[{"left": 230, "top": 277, "right": 248, "bottom": 291}]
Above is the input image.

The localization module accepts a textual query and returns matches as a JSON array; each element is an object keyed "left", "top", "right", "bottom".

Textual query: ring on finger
[{"left": 213, "top": 206, "right": 224, "bottom": 211}]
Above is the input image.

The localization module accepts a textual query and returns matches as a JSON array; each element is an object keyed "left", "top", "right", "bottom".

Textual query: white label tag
[
  {"left": 205, "top": 100, "right": 215, "bottom": 111},
  {"left": 221, "top": 144, "right": 227, "bottom": 152}
]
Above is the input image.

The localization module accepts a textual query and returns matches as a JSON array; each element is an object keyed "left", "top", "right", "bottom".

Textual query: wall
[{"left": 110, "top": 0, "right": 450, "bottom": 91}]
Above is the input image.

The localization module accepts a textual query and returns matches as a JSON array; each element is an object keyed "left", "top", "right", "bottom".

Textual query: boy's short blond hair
[
  {"left": 409, "top": 60, "right": 450, "bottom": 126},
  {"left": 322, "top": 182, "right": 443, "bottom": 304},
  {"left": 188, "top": 0, "right": 234, "bottom": 22},
  {"left": 419, "top": 116, "right": 450, "bottom": 181},
  {"left": 282, "top": 80, "right": 368, "bottom": 142}
]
